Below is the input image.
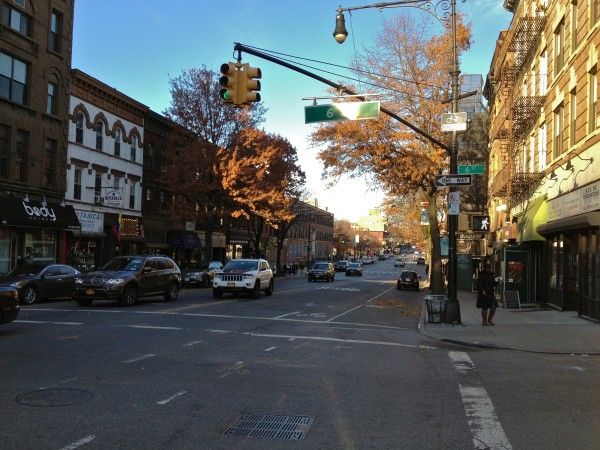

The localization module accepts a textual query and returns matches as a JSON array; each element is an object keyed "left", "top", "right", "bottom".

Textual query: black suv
[
  {"left": 73, "top": 255, "right": 181, "bottom": 306},
  {"left": 308, "top": 262, "right": 335, "bottom": 282}
]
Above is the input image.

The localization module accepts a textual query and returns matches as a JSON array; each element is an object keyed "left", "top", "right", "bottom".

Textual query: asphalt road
[{"left": 1, "top": 259, "right": 599, "bottom": 449}]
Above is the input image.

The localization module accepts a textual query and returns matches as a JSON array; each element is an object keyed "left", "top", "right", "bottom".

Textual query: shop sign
[
  {"left": 548, "top": 180, "right": 600, "bottom": 221},
  {"left": 103, "top": 190, "right": 123, "bottom": 208},
  {"left": 75, "top": 211, "right": 104, "bottom": 234},
  {"left": 119, "top": 215, "right": 144, "bottom": 238}
]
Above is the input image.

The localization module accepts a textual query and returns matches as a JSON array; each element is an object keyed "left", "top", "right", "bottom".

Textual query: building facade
[
  {"left": 485, "top": 0, "right": 600, "bottom": 318},
  {"left": 65, "top": 69, "right": 147, "bottom": 270},
  {"left": 0, "top": 0, "right": 79, "bottom": 273}
]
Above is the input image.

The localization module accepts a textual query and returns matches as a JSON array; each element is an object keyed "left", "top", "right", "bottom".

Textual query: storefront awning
[
  {"left": 0, "top": 197, "right": 80, "bottom": 230},
  {"left": 537, "top": 212, "right": 600, "bottom": 236},
  {"left": 171, "top": 231, "right": 201, "bottom": 249},
  {"left": 517, "top": 196, "right": 547, "bottom": 242}
]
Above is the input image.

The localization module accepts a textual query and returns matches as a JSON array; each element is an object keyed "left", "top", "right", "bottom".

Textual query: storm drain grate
[
  {"left": 223, "top": 413, "right": 314, "bottom": 440},
  {"left": 15, "top": 389, "right": 94, "bottom": 407}
]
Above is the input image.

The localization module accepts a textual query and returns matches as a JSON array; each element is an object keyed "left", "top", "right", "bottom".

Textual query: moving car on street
[
  {"left": 0, "top": 286, "right": 19, "bottom": 325},
  {"left": 308, "top": 262, "right": 335, "bottom": 282},
  {"left": 182, "top": 261, "right": 223, "bottom": 288},
  {"left": 397, "top": 270, "right": 420, "bottom": 291},
  {"left": 334, "top": 261, "right": 348, "bottom": 272},
  {"left": 394, "top": 258, "right": 405, "bottom": 268},
  {"left": 0, "top": 263, "right": 80, "bottom": 305},
  {"left": 212, "top": 258, "right": 273, "bottom": 299},
  {"left": 73, "top": 255, "right": 181, "bottom": 306},
  {"left": 345, "top": 262, "right": 363, "bottom": 276}
]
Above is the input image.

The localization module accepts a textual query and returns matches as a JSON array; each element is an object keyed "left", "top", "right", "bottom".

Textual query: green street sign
[
  {"left": 458, "top": 164, "right": 485, "bottom": 175},
  {"left": 305, "top": 101, "right": 380, "bottom": 124}
]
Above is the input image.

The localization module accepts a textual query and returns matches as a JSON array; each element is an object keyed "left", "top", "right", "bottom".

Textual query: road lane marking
[
  {"left": 326, "top": 286, "right": 396, "bottom": 322},
  {"left": 183, "top": 340, "right": 204, "bottom": 347},
  {"left": 15, "top": 320, "right": 83, "bottom": 326},
  {"left": 58, "top": 435, "right": 96, "bottom": 450},
  {"left": 448, "top": 351, "right": 476, "bottom": 374},
  {"left": 39, "top": 377, "right": 79, "bottom": 390},
  {"left": 27, "top": 308, "right": 124, "bottom": 313},
  {"left": 124, "top": 353, "right": 155, "bottom": 363},
  {"left": 207, "top": 329, "right": 231, "bottom": 333},
  {"left": 161, "top": 299, "right": 236, "bottom": 313},
  {"left": 22, "top": 308, "right": 409, "bottom": 330},
  {"left": 240, "top": 331, "right": 436, "bottom": 350},
  {"left": 219, "top": 361, "right": 245, "bottom": 378},
  {"left": 126, "top": 325, "right": 182, "bottom": 331},
  {"left": 273, "top": 311, "right": 300, "bottom": 319},
  {"left": 157, "top": 391, "right": 187, "bottom": 405},
  {"left": 458, "top": 385, "right": 512, "bottom": 450},
  {"left": 264, "top": 346, "right": 277, "bottom": 352}
]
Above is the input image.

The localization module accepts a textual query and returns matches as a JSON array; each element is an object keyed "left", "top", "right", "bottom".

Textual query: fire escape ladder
[
  {"left": 507, "top": 15, "right": 547, "bottom": 71},
  {"left": 512, "top": 95, "right": 546, "bottom": 142}
]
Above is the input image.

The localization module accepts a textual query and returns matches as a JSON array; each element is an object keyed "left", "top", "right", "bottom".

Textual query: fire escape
[{"left": 489, "top": 10, "right": 547, "bottom": 207}]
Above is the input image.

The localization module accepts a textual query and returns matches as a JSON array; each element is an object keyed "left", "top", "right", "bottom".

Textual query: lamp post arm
[
  {"left": 339, "top": 0, "right": 452, "bottom": 25},
  {"left": 234, "top": 43, "right": 450, "bottom": 151}
]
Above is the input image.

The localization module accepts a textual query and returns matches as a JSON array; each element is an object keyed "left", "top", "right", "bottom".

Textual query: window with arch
[
  {"left": 75, "top": 113, "right": 84, "bottom": 144},
  {"left": 95, "top": 121, "right": 103, "bottom": 151},
  {"left": 130, "top": 135, "right": 136, "bottom": 162},
  {"left": 46, "top": 80, "right": 57, "bottom": 115},
  {"left": 114, "top": 128, "right": 121, "bottom": 157}
]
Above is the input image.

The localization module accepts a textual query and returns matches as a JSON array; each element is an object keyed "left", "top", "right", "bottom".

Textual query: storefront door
[
  {"left": 504, "top": 247, "right": 531, "bottom": 305},
  {"left": 564, "top": 234, "right": 580, "bottom": 311}
]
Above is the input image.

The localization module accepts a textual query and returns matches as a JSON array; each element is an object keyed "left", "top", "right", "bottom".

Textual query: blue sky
[{"left": 72, "top": 0, "right": 512, "bottom": 222}]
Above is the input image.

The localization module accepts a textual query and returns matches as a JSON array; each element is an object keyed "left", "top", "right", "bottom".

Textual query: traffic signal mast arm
[{"left": 233, "top": 42, "right": 450, "bottom": 152}]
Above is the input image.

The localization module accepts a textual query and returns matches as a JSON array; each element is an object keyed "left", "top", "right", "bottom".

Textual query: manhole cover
[
  {"left": 15, "top": 389, "right": 94, "bottom": 407},
  {"left": 223, "top": 413, "right": 314, "bottom": 440}
]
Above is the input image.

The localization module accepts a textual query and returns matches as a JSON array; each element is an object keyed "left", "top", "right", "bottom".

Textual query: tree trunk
[{"left": 427, "top": 193, "right": 444, "bottom": 294}]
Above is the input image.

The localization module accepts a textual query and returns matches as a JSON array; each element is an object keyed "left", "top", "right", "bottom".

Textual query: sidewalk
[{"left": 419, "top": 289, "right": 600, "bottom": 354}]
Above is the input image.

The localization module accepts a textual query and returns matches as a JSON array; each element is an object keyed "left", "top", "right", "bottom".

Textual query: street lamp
[{"left": 332, "top": 0, "right": 462, "bottom": 323}]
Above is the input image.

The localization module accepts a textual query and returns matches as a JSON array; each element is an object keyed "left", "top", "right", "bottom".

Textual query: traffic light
[
  {"left": 219, "top": 62, "right": 238, "bottom": 104},
  {"left": 238, "top": 63, "right": 261, "bottom": 104}
]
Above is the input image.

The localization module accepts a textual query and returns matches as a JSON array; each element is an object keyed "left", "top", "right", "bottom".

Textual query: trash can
[{"left": 425, "top": 295, "right": 447, "bottom": 323}]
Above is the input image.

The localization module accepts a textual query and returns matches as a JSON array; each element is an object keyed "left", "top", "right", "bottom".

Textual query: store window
[
  {"left": 0, "top": 229, "right": 10, "bottom": 274},
  {"left": 26, "top": 230, "right": 56, "bottom": 264}
]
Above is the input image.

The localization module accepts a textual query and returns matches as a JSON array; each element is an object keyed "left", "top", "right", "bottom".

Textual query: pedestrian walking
[{"left": 476, "top": 262, "right": 498, "bottom": 326}]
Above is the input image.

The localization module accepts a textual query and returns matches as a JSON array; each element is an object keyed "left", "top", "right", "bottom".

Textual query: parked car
[
  {"left": 308, "top": 262, "right": 335, "bottom": 282},
  {"left": 394, "top": 258, "right": 405, "bottom": 268},
  {"left": 416, "top": 257, "right": 426, "bottom": 265},
  {"left": 397, "top": 270, "right": 420, "bottom": 291},
  {"left": 0, "top": 263, "right": 81, "bottom": 305},
  {"left": 0, "top": 286, "right": 19, "bottom": 325},
  {"left": 345, "top": 262, "right": 363, "bottom": 276},
  {"left": 212, "top": 258, "right": 273, "bottom": 299},
  {"left": 182, "top": 261, "right": 223, "bottom": 288},
  {"left": 73, "top": 255, "right": 181, "bottom": 306},
  {"left": 334, "top": 261, "right": 349, "bottom": 272}
]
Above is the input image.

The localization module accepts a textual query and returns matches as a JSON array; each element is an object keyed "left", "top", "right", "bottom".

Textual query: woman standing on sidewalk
[{"left": 477, "top": 262, "right": 498, "bottom": 326}]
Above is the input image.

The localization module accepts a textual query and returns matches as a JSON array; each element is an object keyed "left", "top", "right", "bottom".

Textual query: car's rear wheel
[
  {"left": 213, "top": 288, "right": 223, "bottom": 299},
  {"left": 251, "top": 281, "right": 261, "bottom": 299},
  {"left": 77, "top": 298, "right": 93, "bottom": 306},
  {"left": 20, "top": 285, "right": 38, "bottom": 305},
  {"left": 164, "top": 282, "right": 179, "bottom": 302},
  {"left": 119, "top": 284, "right": 138, "bottom": 306},
  {"left": 265, "top": 279, "right": 274, "bottom": 296}
]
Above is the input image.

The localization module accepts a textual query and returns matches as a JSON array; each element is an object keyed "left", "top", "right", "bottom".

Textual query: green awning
[{"left": 517, "top": 196, "right": 548, "bottom": 242}]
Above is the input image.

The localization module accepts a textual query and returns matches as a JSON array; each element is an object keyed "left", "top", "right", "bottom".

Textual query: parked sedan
[
  {"left": 345, "top": 262, "right": 363, "bottom": 276},
  {"left": 0, "top": 263, "right": 80, "bottom": 305},
  {"left": 397, "top": 270, "right": 420, "bottom": 291},
  {"left": 0, "top": 286, "right": 19, "bottom": 325},
  {"left": 308, "top": 262, "right": 335, "bottom": 282}
]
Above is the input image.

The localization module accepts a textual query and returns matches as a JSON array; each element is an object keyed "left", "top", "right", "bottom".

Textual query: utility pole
[{"left": 445, "top": 0, "right": 461, "bottom": 323}]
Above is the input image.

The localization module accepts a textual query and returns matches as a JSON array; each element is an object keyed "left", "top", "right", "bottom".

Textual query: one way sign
[{"left": 435, "top": 174, "right": 472, "bottom": 187}]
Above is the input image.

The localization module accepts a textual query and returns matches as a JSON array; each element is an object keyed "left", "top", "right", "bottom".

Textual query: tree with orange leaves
[
  {"left": 220, "top": 128, "right": 305, "bottom": 258},
  {"left": 162, "top": 66, "right": 266, "bottom": 262},
  {"left": 311, "top": 14, "right": 471, "bottom": 294}
]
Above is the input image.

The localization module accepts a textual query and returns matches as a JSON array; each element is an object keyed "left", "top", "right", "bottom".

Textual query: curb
[{"left": 417, "top": 298, "right": 600, "bottom": 356}]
